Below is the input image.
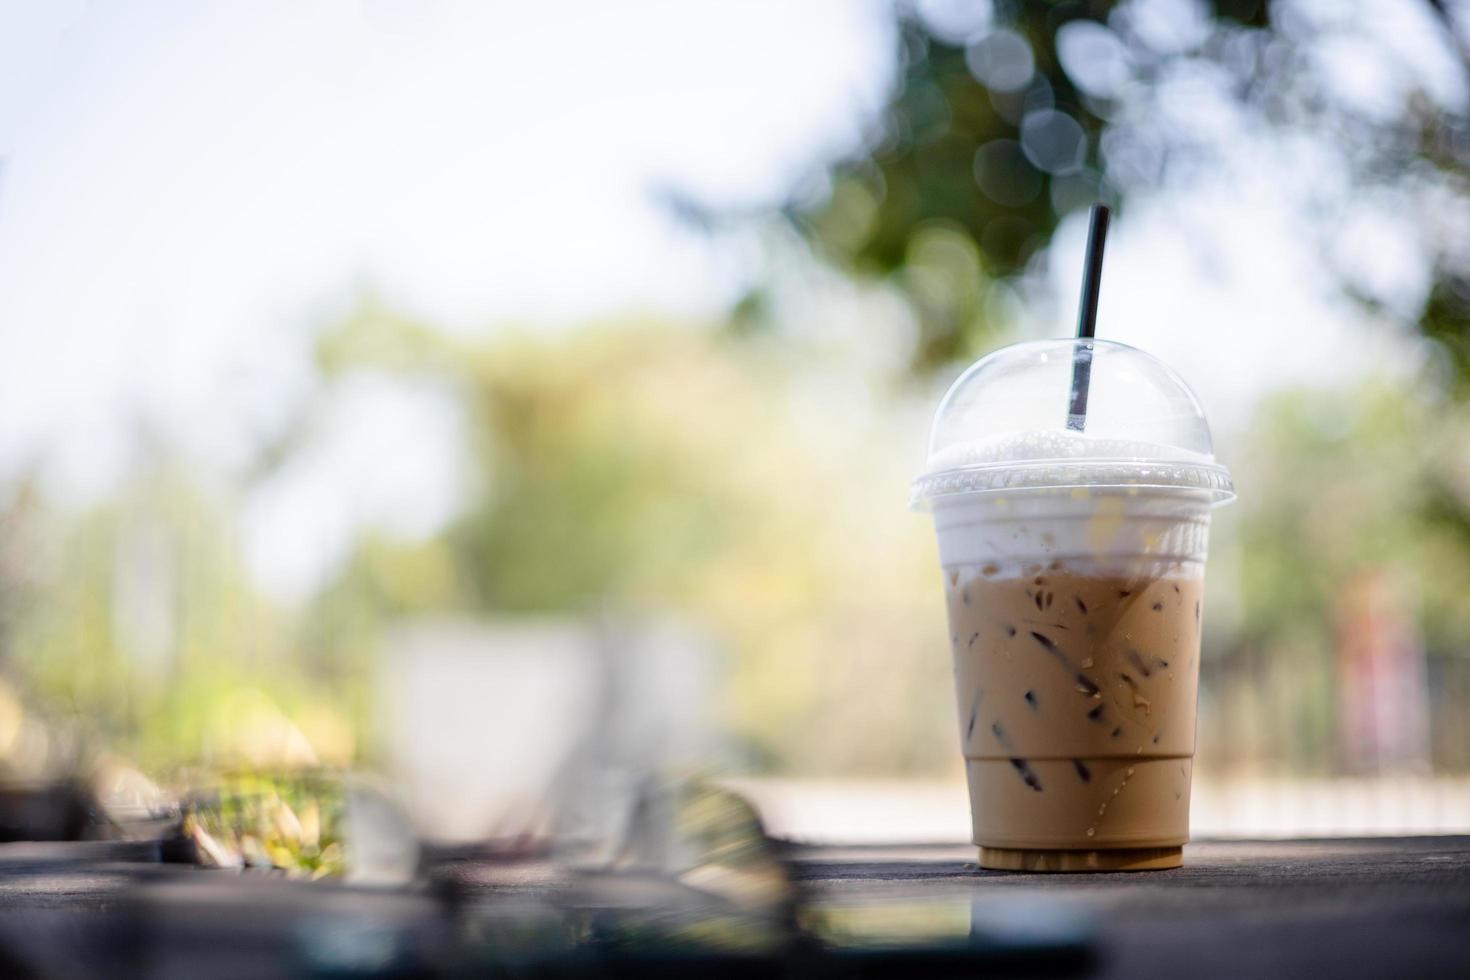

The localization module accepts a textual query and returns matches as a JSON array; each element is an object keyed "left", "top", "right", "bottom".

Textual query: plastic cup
[{"left": 912, "top": 340, "right": 1234, "bottom": 872}]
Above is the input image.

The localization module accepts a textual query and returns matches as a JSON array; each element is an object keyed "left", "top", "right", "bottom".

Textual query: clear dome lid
[{"left": 911, "top": 339, "right": 1234, "bottom": 508}]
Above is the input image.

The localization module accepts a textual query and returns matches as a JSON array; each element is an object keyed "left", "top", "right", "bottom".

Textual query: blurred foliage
[
  {"left": 0, "top": 467, "right": 360, "bottom": 776},
  {"left": 0, "top": 304, "right": 956, "bottom": 780},
  {"left": 1235, "top": 381, "right": 1470, "bottom": 652},
  {"left": 4, "top": 303, "right": 1470, "bottom": 777},
  {"left": 1197, "top": 378, "right": 1470, "bottom": 773},
  {"left": 186, "top": 771, "right": 346, "bottom": 877},
  {"left": 300, "top": 303, "right": 954, "bottom": 776},
  {"left": 309, "top": 304, "right": 762, "bottom": 615},
  {"left": 780, "top": 0, "right": 1470, "bottom": 372},
  {"left": 1423, "top": 274, "right": 1470, "bottom": 398}
]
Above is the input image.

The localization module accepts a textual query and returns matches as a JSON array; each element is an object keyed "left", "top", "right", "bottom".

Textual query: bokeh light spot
[
  {"left": 1020, "top": 109, "right": 1087, "bottom": 175},
  {"left": 913, "top": 0, "right": 994, "bottom": 44},
  {"left": 965, "top": 29, "right": 1035, "bottom": 93},
  {"left": 1056, "top": 20, "right": 1133, "bottom": 99}
]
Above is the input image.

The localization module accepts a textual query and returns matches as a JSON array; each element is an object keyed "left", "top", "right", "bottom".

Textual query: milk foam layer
[
  {"left": 913, "top": 430, "right": 1233, "bottom": 510},
  {"left": 928, "top": 430, "right": 1214, "bottom": 472},
  {"left": 930, "top": 490, "right": 1212, "bottom": 575}
]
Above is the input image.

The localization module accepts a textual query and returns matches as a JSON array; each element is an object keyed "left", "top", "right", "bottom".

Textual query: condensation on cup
[{"left": 911, "top": 339, "right": 1234, "bottom": 872}]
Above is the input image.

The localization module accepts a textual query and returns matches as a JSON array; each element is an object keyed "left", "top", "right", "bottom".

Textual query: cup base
[{"left": 979, "top": 845, "right": 1182, "bottom": 873}]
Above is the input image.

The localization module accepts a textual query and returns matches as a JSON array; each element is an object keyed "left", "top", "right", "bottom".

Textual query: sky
[
  {"left": 0, "top": 0, "right": 889, "bottom": 481},
  {"left": 0, "top": 0, "right": 1457, "bottom": 599},
  {"left": 0, "top": 0, "right": 892, "bottom": 594}
]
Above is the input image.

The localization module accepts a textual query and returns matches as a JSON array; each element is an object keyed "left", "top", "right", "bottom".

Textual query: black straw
[{"left": 1067, "top": 203, "right": 1111, "bottom": 431}]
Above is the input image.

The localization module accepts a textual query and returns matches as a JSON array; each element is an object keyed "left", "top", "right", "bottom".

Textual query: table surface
[
  {"left": 0, "top": 836, "right": 1464, "bottom": 977},
  {"left": 783, "top": 836, "right": 1470, "bottom": 978}
]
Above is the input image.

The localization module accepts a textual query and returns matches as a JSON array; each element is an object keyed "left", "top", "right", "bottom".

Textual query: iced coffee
[
  {"left": 947, "top": 559, "right": 1202, "bottom": 869},
  {"left": 913, "top": 340, "right": 1234, "bottom": 871}
]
